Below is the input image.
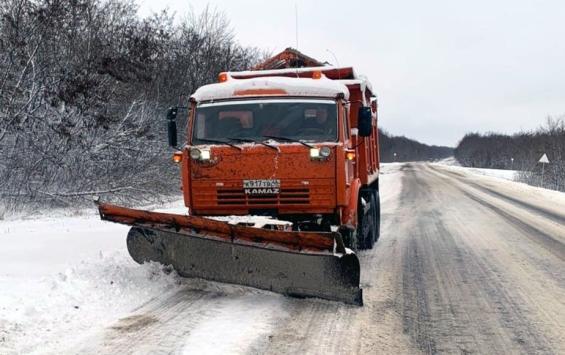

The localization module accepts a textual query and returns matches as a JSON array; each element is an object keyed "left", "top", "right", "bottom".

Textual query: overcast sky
[{"left": 139, "top": 0, "right": 564, "bottom": 146}]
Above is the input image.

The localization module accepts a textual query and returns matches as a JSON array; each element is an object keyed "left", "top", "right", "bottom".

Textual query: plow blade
[{"left": 98, "top": 203, "right": 363, "bottom": 305}]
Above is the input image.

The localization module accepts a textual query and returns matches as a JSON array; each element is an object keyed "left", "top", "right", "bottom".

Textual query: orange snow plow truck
[{"left": 97, "top": 49, "right": 380, "bottom": 306}]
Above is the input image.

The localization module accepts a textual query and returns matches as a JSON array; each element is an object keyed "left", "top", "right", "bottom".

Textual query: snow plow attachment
[{"left": 97, "top": 203, "right": 363, "bottom": 306}]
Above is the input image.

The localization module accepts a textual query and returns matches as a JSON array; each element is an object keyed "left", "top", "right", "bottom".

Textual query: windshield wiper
[
  {"left": 228, "top": 137, "right": 280, "bottom": 152},
  {"left": 194, "top": 138, "right": 242, "bottom": 150},
  {"left": 262, "top": 135, "right": 314, "bottom": 148}
]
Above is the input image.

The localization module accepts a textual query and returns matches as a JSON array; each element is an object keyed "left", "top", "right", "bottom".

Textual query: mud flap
[{"left": 127, "top": 226, "right": 363, "bottom": 306}]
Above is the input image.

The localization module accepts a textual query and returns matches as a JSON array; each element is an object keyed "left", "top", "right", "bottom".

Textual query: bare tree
[
  {"left": 0, "top": 0, "right": 261, "bottom": 214},
  {"left": 455, "top": 116, "right": 565, "bottom": 192}
]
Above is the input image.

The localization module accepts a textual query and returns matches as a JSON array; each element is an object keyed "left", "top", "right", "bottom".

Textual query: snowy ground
[
  {"left": 0, "top": 166, "right": 402, "bottom": 355},
  {"left": 0, "top": 214, "right": 177, "bottom": 354},
  {"left": 1, "top": 162, "right": 563, "bottom": 354},
  {"left": 434, "top": 157, "right": 518, "bottom": 181},
  {"left": 432, "top": 158, "right": 565, "bottom": 205},
  {"left": 0, "top": 199, "right": 295, "bottom": 354},
  {"left": 436, "top": 164, "right": 518, "bottom": 181}
]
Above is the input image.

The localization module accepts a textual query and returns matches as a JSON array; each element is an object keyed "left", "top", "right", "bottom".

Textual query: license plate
[{"left": 243, "top": 179, "right": 280, "bottom": 195}]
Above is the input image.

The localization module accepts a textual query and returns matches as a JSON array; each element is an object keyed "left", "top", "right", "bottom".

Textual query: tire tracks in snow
[
  {"left": 430, "top": 165, "right": 565, "bottom": 226},
  {"left": 427, "top": 165, "right": 565, "bottom": 260},
  {"left": 397, "top": 165, "right": 559, "bottom": 354},
  {"left": 262, "top": 163, "right": 563, "bottom": 354},
  {"left": 69, "top": 285, "right": 286, "bottom": 355}
]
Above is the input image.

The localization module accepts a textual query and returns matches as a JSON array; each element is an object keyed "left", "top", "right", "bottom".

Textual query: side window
[
  {"left": 343, "top": 105, "right": 350, "bottom": 140},
  {"left": 196, "top": 113, "right": 206, "bottom": 138}
]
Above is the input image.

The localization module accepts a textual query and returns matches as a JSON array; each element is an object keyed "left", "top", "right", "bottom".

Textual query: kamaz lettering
[{"left": 244, "top": 188, "right": 280, "bottom": 195}]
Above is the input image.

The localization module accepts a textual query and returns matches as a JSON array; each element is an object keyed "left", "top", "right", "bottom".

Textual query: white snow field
[{"left": 0, "top": 204, "right": 289, "bottom": 354}]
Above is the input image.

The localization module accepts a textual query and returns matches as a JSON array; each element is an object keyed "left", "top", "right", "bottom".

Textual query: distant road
[{"left": 70, "top": 163, "right": 565, "bottom": 354}]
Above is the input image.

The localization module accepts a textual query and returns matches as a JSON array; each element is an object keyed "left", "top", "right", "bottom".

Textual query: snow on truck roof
[
  {"left": 191, "top": 74, "right": 351, "bottom": 102},
  {"left": 230, "top": 66, "right": 350, "bottom": 78},
  {"left": 229, "top": 66, "right": 374, "bottom": 94}
]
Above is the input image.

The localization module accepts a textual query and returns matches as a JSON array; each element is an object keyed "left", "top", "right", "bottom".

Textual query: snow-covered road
[{"left": 1, "top": 163, "right": 564, "bottom": 354}]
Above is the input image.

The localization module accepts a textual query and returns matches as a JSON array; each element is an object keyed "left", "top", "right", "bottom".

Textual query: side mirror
[
  {"left": 358, "top": 106, "right": 372, "bottom": 137},
  {"left": 167, "top": 107, "right": 178, "bottom": 148},
  {"left": 167, "top": 106, "right": 178, "bottom": 121}
]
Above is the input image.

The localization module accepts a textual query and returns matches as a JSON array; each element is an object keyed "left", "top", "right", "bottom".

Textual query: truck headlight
[
  {"left": 310, "top": 147, "right": 331, "bottom": 160},
  {"left": 190, "top": 148, "right": 211, "bottom": 161},
  {"left": 190, "top": 148, "right": 201, "bottom": 160},
  {"left": 310, "top": 148, "right": 320, "bottom": 158},
  {"left": 201, "top": 150, "right": 211, "bottom": 160}
]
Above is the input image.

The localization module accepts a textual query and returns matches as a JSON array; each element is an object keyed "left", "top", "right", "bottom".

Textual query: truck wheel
[
  {"left": 357, "top": 190, "right": 375, "bottom": 250},
  {"left": 373, "top": 190, "right": 381, "bottom": 243},
  {"left": 364, "top": 193, "right": 377, "bottom": 249}
]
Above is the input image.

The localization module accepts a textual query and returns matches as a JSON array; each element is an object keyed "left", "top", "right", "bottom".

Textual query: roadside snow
[
  {"left": 0, "top": 201, "right": 289, "bottom": 354},
  {"left": 0, "top": 203, "right": 180, "bottom": 354},
  {"left": 0, "top": 251, "right": 182, "bottom": 355},
  {"left": 443, "top": 165, "right": 518, "bottom": 181},
  {"left": 433, "top": 158, "right": 517, "bottom": 181},
  {"left": 436, "top": 157, "right": 460, "bottom": 166},
  {"left": 0, "top": 214, "right": 128, "bottom": 278},
  {"left": 0, "top": 210, "right": 185, "bottom": 354},
  {"left": 379, "top": 163, "right": 404, "bottom": 208},
  {"left": 432, "top": 162, "right": 565, "bottom": 206}
]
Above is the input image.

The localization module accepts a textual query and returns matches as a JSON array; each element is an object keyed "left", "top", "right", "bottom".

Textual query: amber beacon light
[{"left": 218, "top": 72, "right": 229, "bottom": 82}]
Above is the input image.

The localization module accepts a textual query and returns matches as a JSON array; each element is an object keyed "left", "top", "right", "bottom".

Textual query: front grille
[{"left": 217, "top": 188, "right": 310, "bottom": 205}]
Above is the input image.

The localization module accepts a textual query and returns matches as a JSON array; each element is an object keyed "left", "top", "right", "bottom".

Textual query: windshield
[{"left": 192, "top": 99, "right": 338, "bottom": 144}]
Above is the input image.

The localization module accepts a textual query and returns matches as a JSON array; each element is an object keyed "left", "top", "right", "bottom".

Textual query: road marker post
[{"left": 538, "top": 153, "right": 550, "bottom": 188}]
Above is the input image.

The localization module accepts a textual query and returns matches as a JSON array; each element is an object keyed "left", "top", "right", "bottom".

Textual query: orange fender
[{"left": 341, "top": 178, "right": 361, "bottom": 228}]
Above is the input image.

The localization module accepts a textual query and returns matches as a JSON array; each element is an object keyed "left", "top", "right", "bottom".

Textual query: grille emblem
[{"left": 243, "top": 179, "right": 280, "bottom": 195}]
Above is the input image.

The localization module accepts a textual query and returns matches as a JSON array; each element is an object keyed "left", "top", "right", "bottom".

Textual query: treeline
[
  {"left": 0, "top": 0, "right": 260, "bottom": 212},
  {"left": 455, "top": 117, "right": 565, "bottom": 191},
  {"left": 379, "top": 130, "right": 453, "bottom": 162}
]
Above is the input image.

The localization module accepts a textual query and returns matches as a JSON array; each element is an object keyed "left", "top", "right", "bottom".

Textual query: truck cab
[{"left": 169, "top": 65, "right": 380, "bottom": 250}]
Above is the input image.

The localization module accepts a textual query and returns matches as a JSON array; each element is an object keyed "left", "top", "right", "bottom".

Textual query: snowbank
[
  {"left": 379, "top": 163, "right": 404, "bottom": 209},
  {"left": 0, "top": 251, "right": 182, "bottom": 354},
  {"left": 0, "top": 200, "right": 288, "bottom": 354},
  {"left": 433, "top": 158, "right": 517, "bottom": 181},
  {"left": 0, "top": 206, "right": 185, "bottom": 354},
  {"left": 432, "top": 163, "right": 565, "bottom": 206},
  {"left": 442, "top": 165, "right": 518, "bottom": 181},
  {"left": 435, "top": 157, "right": 460, "bottom": 166}
]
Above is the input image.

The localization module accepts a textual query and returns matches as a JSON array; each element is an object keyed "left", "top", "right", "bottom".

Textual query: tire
[
  {"left": 339, "top": 225, "right": 358, "bottom": 251},
  {"left": 373, "top": 190, "right": 381, "bottom": 243},
  {"left": 357, "top": 190, "right": 375, "bottom": 250},
  {"left": 364, "top": 193, "right": 376, "bottom": 249},
  {"left": 340, "top": 189, "right": 378, "bottom": 251}
]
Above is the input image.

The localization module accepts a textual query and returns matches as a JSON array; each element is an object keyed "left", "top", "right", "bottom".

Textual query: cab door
[
  {"left": 336, "top": 101, "right": 356, "bottom": 208},
  {"left": 343, "top": 104, "right": 355, "bottom": 184}
]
